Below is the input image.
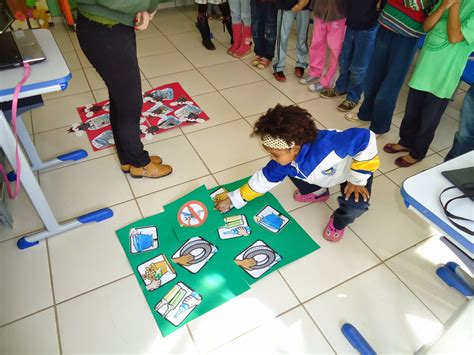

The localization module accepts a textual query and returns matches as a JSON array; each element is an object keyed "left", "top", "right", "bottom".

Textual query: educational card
[
  {"left": 234, "top": 240, "right": 282, "bottom": 279},
  {"left": 174, "top": 104, "right": 203, "bottom": 122},
  {"left": 177, "top": 200, "right": 208, "bottom": 228},
  {"left": 155, "top": 282, "right": 202, "bottom": 326},
  {"left": 138, "top": 255, "right": 177, "bottom": 292},
  {"left": 129, "top": 226, "right": 158, "bottom": 254},
  {"left": 143, "top": 88, "right": 174, "bottom": 102},
  {"left": 163, "top": 185, "right": 225, "bottom": 241},
  {"left": 142, "top": 102, "right": 173, "bottom": 118},
  {"left": 254, "top": 205, "right": 289, "bottom": 233},
  {"left": 217, "top": 215, "right": 251, "bottom": 240},
  {"left": 91, "top": 130, "right": 114, "bottom": 150},
  {"left": 172, "top": 237, "right": 218, "bottom": 273},
  {"left": 210, "top": 187, "right": 228, "bottom": 202}
]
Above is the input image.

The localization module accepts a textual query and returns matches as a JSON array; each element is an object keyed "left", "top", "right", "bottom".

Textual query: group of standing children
[{"left": 196, "top": 0, "right": 473, "bottom": 169}]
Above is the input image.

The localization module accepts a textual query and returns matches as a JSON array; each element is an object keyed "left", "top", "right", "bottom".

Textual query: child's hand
[
  {"left": 172, "top": 254, "right": 194, "bottom": 266},
  {"left": 135, "top": 11, "right": 152, "bottom": 30},
  {"left": 215, "top": 197, "right": 233, "bottom": 213},
  {"left": 344, "top": 183, "right": 370, "bottom": 202},
  {"left": 291, "top": 4, "right": 302, "bottom": 12},
  {"left": 235, "top": 258, "right": 257, "bottom": 270}
]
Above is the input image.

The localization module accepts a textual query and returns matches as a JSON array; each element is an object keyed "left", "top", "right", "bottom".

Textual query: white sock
[{"left": 313, "top": 188, "right": 327, "bottom": 196}]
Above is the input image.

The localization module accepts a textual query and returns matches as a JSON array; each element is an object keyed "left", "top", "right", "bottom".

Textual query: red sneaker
[
  {"left": 294, "top": 67, "right": 304, "bottom": 78},
  {"left": 273, "top": 71, "right": 286, "bottom": 82}
]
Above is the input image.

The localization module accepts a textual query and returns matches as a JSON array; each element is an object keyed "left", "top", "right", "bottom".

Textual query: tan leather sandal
[
  {"left": 121, "top": 156, "right": 162, "bottom": 173},
  {"left": 129, "top": 161, "right": 173, "bottom": 179}
]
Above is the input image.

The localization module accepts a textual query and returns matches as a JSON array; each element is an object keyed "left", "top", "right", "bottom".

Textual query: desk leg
[
  {"left": 415, "top": 299, "right": 473, "bottom": 354},
  {"left": 0, "top": 111, "right": 113, "bottom": 249},
  {"left": 11, "top": 113, "right": 88, "bottom": 174}
]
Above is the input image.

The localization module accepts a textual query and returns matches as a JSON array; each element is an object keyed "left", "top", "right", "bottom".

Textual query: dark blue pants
[
  {"left": 358, "top": 27, "right": 418, "bottom": 134},
  {"left": 251, "top": 0, "right": 278, "bottom": 60},
  {"left": 290, "top": 176, "right": 373, "bottom": 230},
  {"left": 335, "top": 25, "right": 379, "bottom": 103},
  {"left": 446, "top": 85, "right": 474, "bottom": 161},
  {"left": 399, "top": 88, "right": 449, "bottom": 160}
]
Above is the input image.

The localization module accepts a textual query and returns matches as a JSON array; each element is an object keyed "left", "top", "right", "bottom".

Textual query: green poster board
[
  {"left": 116, "top": 211, "right": 251, "bottom": 337},
  {"left": 116, "top": 178, "right": 320, "bottom": 337}
]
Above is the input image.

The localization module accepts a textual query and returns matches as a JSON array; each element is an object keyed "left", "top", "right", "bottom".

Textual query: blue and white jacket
[{"left": 228, "top": 128, "right": 380, "bottom": 209}]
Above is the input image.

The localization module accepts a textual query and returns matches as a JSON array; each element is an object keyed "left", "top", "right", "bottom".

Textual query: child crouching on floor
[{"left": 214, "top": 104, "right": 380, "bottom": 241}]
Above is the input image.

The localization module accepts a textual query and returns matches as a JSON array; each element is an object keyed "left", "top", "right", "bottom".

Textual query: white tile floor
[{"left": 0, "top": 6, "right": 470, "bottom": 354}]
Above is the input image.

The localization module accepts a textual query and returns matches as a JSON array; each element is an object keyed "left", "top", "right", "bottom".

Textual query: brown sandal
[
  {"left": 383, "top": 143, "right": 410, "bottom": 154},
  {"left": 129, "top": 161, "right": 173, "bottom": 178},
  {"left": 395, "top": 156, "right": 418, "bottom": 168}
]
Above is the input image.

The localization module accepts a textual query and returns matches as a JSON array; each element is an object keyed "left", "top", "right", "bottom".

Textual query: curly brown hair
[{"left": 252, "top": 104, "right": 318, "bottom": 146}]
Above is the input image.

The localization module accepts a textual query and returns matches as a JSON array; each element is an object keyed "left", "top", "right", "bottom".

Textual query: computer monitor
[{"left": 0, "top": 1, "right": 14, "bottom": 34}]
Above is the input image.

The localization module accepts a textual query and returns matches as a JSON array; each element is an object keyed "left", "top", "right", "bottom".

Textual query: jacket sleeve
[
  {"left": 228, "top": 160, "right": 288, "bottom": 209},
  {"left": 96, "top": 0, "right": 150, "bottom": 14},
  {"left": 348, "top": 130, "right": 379, "bottom": 185},
  {"left": 334, "top": 128, "right": 380, "bottom": 186}
]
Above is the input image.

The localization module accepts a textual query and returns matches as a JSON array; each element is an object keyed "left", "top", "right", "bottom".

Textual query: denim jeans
[
  {"left": 251, "top": 0, "right": 277, "bottom": 60},
  {"left": 229, "top": 0, "right": 251, "bottom": 25},
  {"left": 445, "top": 85, "right": 474, "bottom": 161},
  {"left": 357, "top": 26, "right": 418, "bottom": 134},
  {"left": 335, "top": 25, "right": 379, "bottom": 103},
  {"left": 290, "top": 175, "right": 373, "bottom": 230}
]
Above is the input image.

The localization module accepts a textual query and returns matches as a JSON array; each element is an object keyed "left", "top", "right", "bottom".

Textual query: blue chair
[
  {"left": 461, "top": 58, "right": 474, "bottom": 85},
  {"left": 417, "top": 35, "right": 426, "bottom": 50}
]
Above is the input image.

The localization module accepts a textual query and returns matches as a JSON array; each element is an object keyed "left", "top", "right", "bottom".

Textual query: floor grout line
[
  {"left": 302, "top": 304, "right": 338, "bottom": 354},
  {"left": 45, "top": 238, "right": 64, "bottom": 355}
]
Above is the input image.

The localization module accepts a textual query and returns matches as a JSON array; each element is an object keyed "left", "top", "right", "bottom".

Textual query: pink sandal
[
  {"left": 323, "top": 215, "right": 346, "bottom": 242},
  {"left": 293, "top": 189, "right": 329, "bottom": 203}
]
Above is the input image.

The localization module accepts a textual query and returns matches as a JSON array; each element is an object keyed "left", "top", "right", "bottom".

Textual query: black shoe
[
  {"left": 196, "top": 17, "right": 216, "bottom": 51},
  {"left": 202, "top": 37, "right": 216, "bottom": 50}
]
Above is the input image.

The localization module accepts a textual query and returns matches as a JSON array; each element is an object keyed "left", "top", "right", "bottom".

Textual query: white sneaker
[
  {"left": 308, "top": 83, "right": 325, "bottom": 93},
  {"left": 299, "top": 74, "right": 319, "bottom": 85},
  {"left": 344, "top": 113, "right": 360, "bottom": 122}
]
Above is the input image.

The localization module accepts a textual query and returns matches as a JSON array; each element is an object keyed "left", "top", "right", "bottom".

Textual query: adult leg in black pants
[{"left": 76, "top": 13, "right": 171, "bottom": 178}]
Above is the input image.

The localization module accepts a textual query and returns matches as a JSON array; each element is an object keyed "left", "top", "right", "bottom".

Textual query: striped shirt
[{"left": 379, "top": 0, "right": 435, "bottom": 38}]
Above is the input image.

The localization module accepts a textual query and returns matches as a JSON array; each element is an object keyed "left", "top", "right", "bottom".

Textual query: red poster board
[{"left": 73, "top": 83, "right": 210, "bottom": 151}]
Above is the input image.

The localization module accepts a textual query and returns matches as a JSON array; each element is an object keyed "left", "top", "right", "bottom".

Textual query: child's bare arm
[
  {"left": 423, "top": 0, "right": 458, "bottom": 32},
  {"left": 447, "top": 3, "right": 464, "bottom": 43},
  {"left": 292, "top": 0, "right": 310, "bottom": 12}
]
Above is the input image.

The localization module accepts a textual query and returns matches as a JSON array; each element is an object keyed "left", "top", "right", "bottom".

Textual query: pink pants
[{"left": 308, "top": 17, "right": 346, "bottom": 88}]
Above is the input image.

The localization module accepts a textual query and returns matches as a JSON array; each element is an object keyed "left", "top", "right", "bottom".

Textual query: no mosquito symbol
[{"left": 177, "top": 200, "right": 208, "bottom": 227}]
